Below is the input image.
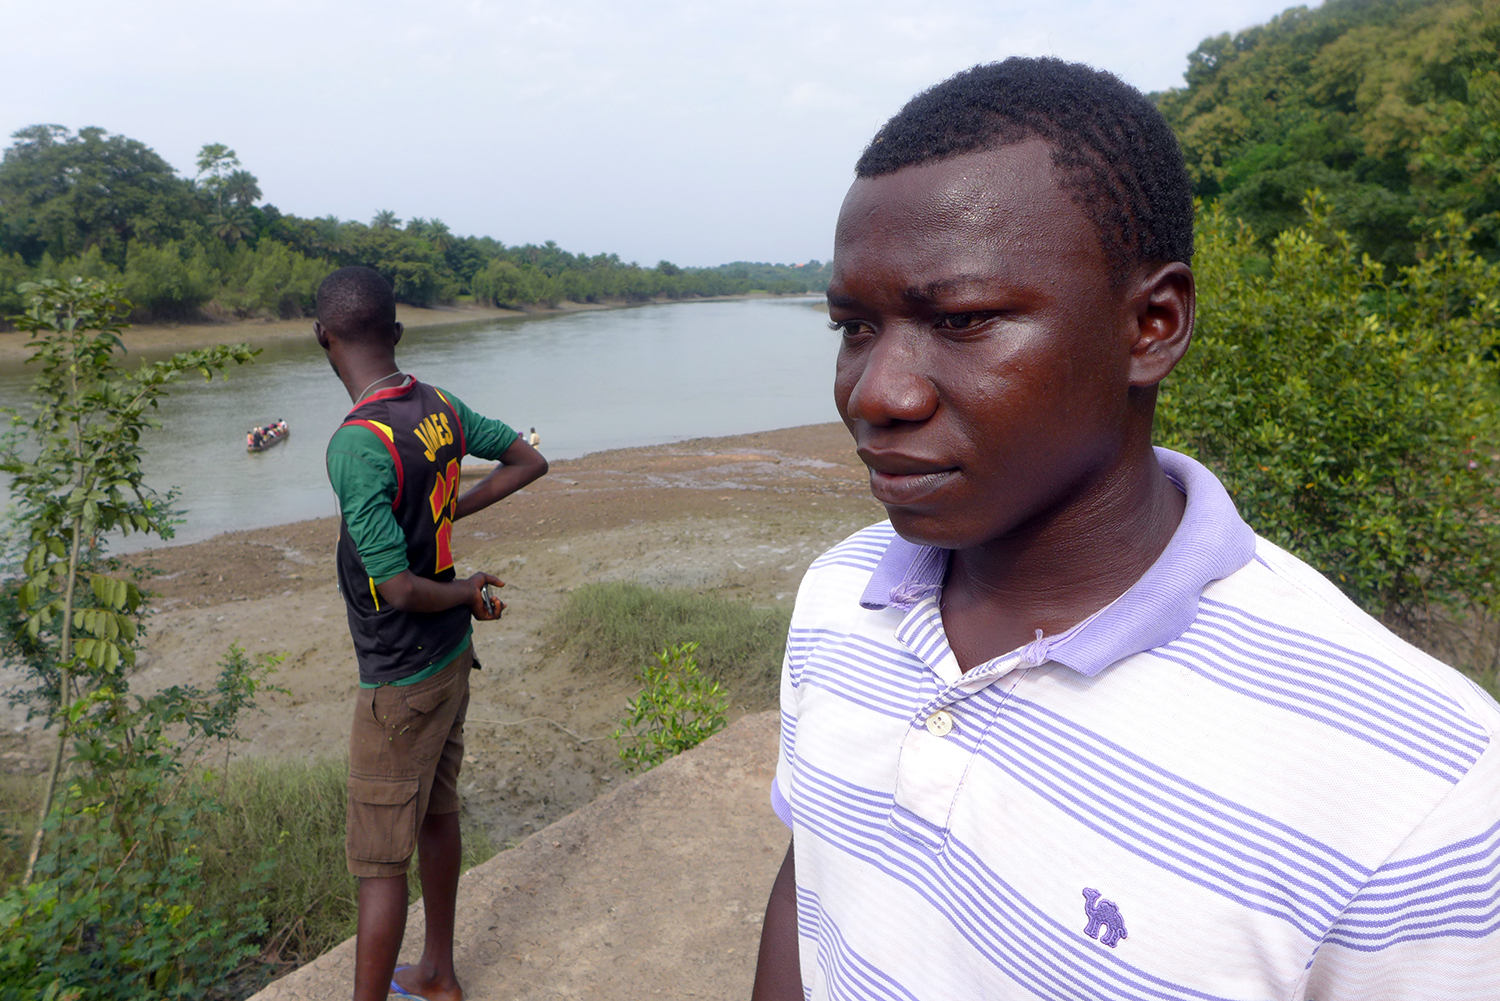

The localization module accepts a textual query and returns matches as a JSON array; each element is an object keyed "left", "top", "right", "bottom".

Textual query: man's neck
[
  {"left": 940, "top": 446, "right": 1185, "bottom": 671},
  {"left": 338, "top": 351, "right": 403, "bottom": 405}
]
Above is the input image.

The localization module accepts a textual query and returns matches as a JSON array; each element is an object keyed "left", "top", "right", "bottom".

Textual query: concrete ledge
[{"left": 250, "top": 710, "right": 785, "bottom": 1000}]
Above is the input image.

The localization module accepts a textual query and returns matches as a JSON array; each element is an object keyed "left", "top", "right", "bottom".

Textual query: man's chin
[{"left": 886, "top": 508, "right": 967, "bottom": 551}]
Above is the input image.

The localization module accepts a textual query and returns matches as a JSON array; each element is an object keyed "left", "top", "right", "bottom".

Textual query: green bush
[
  {"left": 471, "top": 258, "right": 539, "bottom": 308},
  {"left": 552, "top": 582, "right": 791, "bottom": 707},
  {"left": 120, "top": 239, "right": 218, "bottom": 319},
  {"left": 214, "top": 240, "right": 325, "bottom": 318},
  {"left": 612, "top": 641, "right": 728, "bottom": 772},
  {"left": 0, "top": 755, "right": 497, "bottom": 992},
  {"left": 0, "top": 646, "right": 280, "bottom": 1001},
  {"left": 1158, "top": 198, "right": 1500, "bottom": 682},
  {"left": 0, "top": 279, "right": 263, "bottom": 998},
  {"left": 0, "top": 252, "right": 28, "bottom": 318}
]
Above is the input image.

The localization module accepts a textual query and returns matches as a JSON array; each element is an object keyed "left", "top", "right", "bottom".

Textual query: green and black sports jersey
[{"left": 328, "top": 377, "right": 514, "bottom": 686}]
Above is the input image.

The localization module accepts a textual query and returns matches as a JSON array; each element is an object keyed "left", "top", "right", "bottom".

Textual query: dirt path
[{"left": 2, "top": 422, "right": 880, "bottom": 848}]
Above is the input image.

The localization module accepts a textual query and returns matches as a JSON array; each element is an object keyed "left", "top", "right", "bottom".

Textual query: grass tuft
[
  {"left": 552, "top": 582, "right": 791, "bottom": 708},
  {"left": 0, "top": 771, "right": 42, "bottom": 888},
  {"left": 191, "top": 756, "right": 497, "bottom": 974}
]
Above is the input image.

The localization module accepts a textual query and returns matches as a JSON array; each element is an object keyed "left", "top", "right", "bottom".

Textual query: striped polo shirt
[{"left": 773, "top": 448, "right": 1500, "bottom": 1000}]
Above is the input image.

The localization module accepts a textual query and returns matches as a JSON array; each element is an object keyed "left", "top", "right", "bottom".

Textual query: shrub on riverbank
[
  {"left": 612, "top": 641, "right": 730, "bottom": 772},
  {"left": 553, "top": 583, "right": 790, "bottom": 709},
  {"left": 1158, "top": 198, "right": 1500, "bottom": 694},
  {"left": 0, "top": 759, "right": 497, "bottom": 998}
]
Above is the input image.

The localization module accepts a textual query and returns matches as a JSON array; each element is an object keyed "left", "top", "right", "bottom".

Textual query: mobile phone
[{"left": 481, "top": 583, "right": 500, "bottom": 618}]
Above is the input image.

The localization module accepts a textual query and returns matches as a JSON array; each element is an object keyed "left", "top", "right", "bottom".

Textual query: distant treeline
[
  {"left": 0, "top": 125, "right": 830, "bottom": 323},
  {"left": 1157, "top": 0, "right": 1500, "bottom": 268}
]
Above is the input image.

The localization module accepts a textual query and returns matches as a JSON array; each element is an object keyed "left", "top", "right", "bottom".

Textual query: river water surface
[{"left": 0, "top": 297, "right": 841, "bottom": 548}]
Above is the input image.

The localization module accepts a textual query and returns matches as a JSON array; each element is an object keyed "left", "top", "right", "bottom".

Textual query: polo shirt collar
[{"left": 857, "top": 447, "right": 1257, "bottom": 677}]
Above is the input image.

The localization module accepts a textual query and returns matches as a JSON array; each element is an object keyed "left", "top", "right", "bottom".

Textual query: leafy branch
[{"left": 0, "top": 276, "right": 257, "bottom": 884}]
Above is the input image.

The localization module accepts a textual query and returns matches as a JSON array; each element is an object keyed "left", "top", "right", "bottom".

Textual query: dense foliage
[
  {"left": 1157, "top": 0, "right": 1500, "bottom": 267},
  {"left": 0, "top": 127, "right": 831, "bottom": 322},
  {"left": 1158, "top": 200, "right": 1500, "bottom": 681}
]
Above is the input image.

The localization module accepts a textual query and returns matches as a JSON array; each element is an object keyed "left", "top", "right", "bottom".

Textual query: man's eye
[
  {"left": 829, "top": 320, "right": 871, "bottom": 338},
  {"left": 936, "top": 313, "right": 985, "bottom": 330}
]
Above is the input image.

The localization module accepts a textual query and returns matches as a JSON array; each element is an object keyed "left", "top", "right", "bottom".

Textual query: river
[{"left": 0, "top": 296, "right": 841, "bottom": 548}]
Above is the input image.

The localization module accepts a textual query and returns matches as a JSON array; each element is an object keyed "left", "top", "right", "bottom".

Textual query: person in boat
[{"left": 316, "top": 265, "right": 547, "bottom": 1001}]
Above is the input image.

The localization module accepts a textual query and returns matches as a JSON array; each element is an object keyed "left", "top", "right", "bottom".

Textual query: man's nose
[{"left": 841, "top": 330, "right": 939, "bottom": 427}]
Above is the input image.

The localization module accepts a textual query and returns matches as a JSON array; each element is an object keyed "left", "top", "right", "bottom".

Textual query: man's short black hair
[
  {"left": 856, "top": 57, "right": 1194, "bottom": 279},
  {"left": 316, "top": 266, "right": 396, "bottom": 342}
]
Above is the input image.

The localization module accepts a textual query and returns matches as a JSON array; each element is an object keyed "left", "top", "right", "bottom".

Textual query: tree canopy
[
  {"left": 1157, "top": 0, "right": 1500, "bottom": 265},
  {"left": 0, "top": 128, "right": 830, "bottom": 322}
]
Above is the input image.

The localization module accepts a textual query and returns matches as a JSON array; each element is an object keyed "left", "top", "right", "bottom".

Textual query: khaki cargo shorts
[{"left": 346, "top": 645, "right": 472, "bottom": 878}]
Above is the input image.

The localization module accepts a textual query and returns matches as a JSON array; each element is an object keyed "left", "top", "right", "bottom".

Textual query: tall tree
[
  {"left": 0, "top": 125, "right": 194, "bottom": 266},
  {"left": 1156, "top": 0, "right": 1500, "bottom": 263},
  {"left": 194, "top": 143, "right": 240, "bottom": 214}
]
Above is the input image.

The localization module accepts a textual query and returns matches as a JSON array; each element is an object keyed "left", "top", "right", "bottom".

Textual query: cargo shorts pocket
[{"left": 346, "top": 775, "right": 420, "bottom": 865}]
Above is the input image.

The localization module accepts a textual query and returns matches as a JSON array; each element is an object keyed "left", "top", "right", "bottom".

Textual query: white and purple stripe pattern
[
  {"left": 774, "top": 449, "right": 1500, "bottom": 1000},
  {"left": 1157, "top": 599, "right": 1487, "bottom": 782}
]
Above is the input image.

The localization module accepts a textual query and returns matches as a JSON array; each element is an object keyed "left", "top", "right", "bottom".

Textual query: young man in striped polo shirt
[{"left": 753, "top": 59, "right": 1500, "bottom": 1000}]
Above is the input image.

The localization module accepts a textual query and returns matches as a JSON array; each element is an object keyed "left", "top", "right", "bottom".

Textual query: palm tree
[
  {"left": 372, "top": 210, "right": 400, "bottom": 230},
  {"left": 225, "top": 169, "right": 261, "bottom": 208},
  {"left": 209, "top": 208, "right": 253, "bottom": 244},
  {"left": 427, "top": 219, "right": 453, "bottom": 252}
]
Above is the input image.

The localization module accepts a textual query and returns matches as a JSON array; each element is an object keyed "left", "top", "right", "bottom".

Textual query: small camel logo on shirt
[{"left": 1082, "top": 888, "right": 1128, "bottom": 947}]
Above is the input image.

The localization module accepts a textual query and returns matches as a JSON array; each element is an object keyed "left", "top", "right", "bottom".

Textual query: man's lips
[{"left": 860, "top": 453, "right": 960, "bottom": 505}]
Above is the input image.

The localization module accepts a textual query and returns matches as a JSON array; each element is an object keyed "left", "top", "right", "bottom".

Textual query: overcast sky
[{"left": 1, "top": 0, "right": 1312, "bottom": 266}]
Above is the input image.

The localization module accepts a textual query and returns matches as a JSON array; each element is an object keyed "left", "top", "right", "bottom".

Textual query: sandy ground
[
  {"left": 0, "top": 302, "right": 529, "bottom": 366},
  {"left": 0, "top": 293, "right": 801, "bottom": 367},
  {"left": 0, "top": 422, "right": 881, "bottom": 849}
]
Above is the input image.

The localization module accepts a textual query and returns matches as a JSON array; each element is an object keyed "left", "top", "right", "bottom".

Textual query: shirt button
[{"left": 925, "top": 711, "right": 954, "bottom": 737}]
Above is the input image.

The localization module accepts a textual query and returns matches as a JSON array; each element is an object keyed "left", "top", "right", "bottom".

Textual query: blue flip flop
[{"left": 390, "top": 966, "right": 429, "bottom": 1001}]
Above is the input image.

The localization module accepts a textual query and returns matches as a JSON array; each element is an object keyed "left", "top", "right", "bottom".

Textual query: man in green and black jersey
[{"left": 316, "top": 266, "right": 548, "bottom": 1001}]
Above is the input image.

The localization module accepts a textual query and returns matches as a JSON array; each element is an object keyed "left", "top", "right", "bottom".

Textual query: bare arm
[
  {"left": 752, "top": 841, "right": 801, "bottom": 1001},
  {"left": 455, "top": 437, "right": 547, "bottom": 521},
  {"left": 376, "top": 570, "right": 504, "bottom": 619},
  {"left": 374, "top": 439, "right": 542, "bottom": 615}
]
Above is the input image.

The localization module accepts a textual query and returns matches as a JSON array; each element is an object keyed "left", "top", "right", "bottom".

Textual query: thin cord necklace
[{"left": 354, "top": 370, "right": 404, "bottom": 403}]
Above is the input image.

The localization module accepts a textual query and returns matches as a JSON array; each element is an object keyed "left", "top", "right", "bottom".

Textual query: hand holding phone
[{"left": 467, "top": 572, "right": 504, "bottom": 620}]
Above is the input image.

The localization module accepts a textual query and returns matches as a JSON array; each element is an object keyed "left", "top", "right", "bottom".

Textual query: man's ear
[
  {"left": 314, "top": 320, "right": 332, "bottom": 351},
  {"left": 392, "top": 321, "right": 403, "bottom": 347},
  {"left": 1126, "top": 262, "right": 1194, "bottom": 388}
]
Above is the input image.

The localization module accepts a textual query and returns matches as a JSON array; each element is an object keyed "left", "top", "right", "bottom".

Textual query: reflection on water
[{"left": 0, "top": 297, "right": 839, "bottom": 549}]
